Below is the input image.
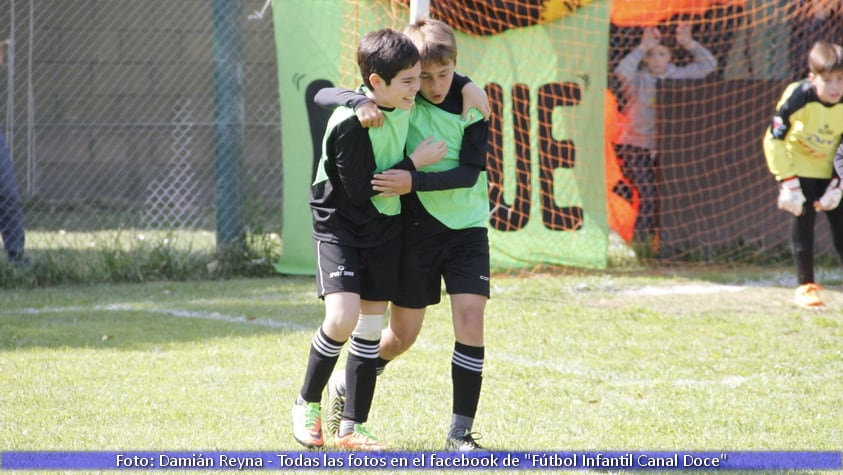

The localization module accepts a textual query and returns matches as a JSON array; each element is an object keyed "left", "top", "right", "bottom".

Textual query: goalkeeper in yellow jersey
[{"left": 764, "top": 41, "right": 843, "bottom": 308}]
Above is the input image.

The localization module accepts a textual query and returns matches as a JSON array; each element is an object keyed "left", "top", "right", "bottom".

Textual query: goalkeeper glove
[
  {"left": 815, "top": 178, "right": 843, "bottom": 211},
  {"left": 777, "top": 177, "right": 805, "bottom": 216}
]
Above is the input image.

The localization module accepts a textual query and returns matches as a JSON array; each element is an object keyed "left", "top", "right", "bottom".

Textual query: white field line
[
  {"left": 4, "top": 303, "right": 311, "bottom": 331},
  {"left": 1, "top": 282, "right": 819, "bottom": 388},
  {"left": 619, "top": 284, "right": 745, "bottom": 296}
]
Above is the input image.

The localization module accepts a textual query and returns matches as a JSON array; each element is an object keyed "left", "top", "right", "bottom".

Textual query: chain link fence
[{"left": 1, "top": 0, "right": 281, "bottom": 249}]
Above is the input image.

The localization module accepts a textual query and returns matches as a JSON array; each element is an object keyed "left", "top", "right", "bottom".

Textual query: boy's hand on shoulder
[
  {"left": 355, "top": 102, "right": 385, "bottom": 128},
  {"left": 372, "top": 169, "right": 412, "bottom": 197},
  {"left": 778, "top": 177, "right": 806, "bottom": 216},
  {"left": 409, "top": 136, "right": 447, "bottom": 169},
  {"left": 461, "top": 82, "right": 491, "bottom": 120}
]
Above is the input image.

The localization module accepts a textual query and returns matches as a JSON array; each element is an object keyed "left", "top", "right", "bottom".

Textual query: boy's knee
[
  {"left": 382, "top": 326, "right": 419, "bottom": 355},
  {"left": 393, "top": 329, "right": 419, "bottom": 351}
]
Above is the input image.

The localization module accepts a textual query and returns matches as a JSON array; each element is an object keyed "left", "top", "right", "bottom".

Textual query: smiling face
[{"left": 369, "top": 62, "right": 421, "bottom": 110}]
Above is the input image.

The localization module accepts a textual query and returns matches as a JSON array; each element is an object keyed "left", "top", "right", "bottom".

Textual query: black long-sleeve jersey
[
  {"left": 310, "top": 106, "right": 416, "bottom": 247},
  {"left": 313, "top": 73, "right": 489, "bottom": 232}
]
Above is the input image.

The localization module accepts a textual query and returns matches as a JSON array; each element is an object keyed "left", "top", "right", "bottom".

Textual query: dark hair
[
  {"left": 808, "top": 41, "right": 843, "bottom": 75},
  {"left": 357, "top": 28, "right": 420, "bottom": 89}
]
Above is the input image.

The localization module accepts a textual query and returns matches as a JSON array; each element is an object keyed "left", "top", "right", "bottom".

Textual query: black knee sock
[
  {"left": 343, "top": 335, "right": 380, "bottom": 425},
  {"left": 299, "top": 327, "right": 344, "bottom": 403},
  {"left": 451, "top": 341, "right": 484, "bottom": 433}
]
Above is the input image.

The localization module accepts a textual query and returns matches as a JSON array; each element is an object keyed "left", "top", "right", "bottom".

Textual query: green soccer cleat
[
  {"left": 291, "top": 399, "right": 324, "bottom": 449},
  {"left": 335, "top": 423, "right": 388, "bottom": 451}
]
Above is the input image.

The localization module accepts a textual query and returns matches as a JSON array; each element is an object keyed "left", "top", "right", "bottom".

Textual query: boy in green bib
[
  {"left": 316, "top": 19, "right": 491, "bottom": 451},
  {"left": 292, "top": 28, "right": 446, "bottom": 451}
]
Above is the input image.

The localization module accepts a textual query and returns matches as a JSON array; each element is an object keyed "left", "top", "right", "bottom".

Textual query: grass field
[{"left": 1, "top": 266, "right": 842, "bottom": 474}]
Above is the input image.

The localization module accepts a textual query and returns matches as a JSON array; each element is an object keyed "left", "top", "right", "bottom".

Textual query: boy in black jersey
[
  {"left": 315, "top": 19, "right": 491, "bottom": 451},
  {"left": 765, "top": 41, "right": 843, "bottom": 308},
  {"left": 292, "top": 28, "right": 446, "bottom": 451}
]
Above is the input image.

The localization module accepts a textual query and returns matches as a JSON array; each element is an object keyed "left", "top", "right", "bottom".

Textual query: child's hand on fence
[
  {"left": 640, "top": 27, "right": 660, "bottom": 51},
  {"left": 778, "top": 177, "right": 806, "bottom": 216},
  {"left": 815, "top": 178, "right": 843, "bottom": 211}
]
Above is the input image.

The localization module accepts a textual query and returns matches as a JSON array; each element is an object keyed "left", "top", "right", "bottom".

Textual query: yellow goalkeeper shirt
[{"left": 763, "top": 80, "right": 843, "bottom": 181}]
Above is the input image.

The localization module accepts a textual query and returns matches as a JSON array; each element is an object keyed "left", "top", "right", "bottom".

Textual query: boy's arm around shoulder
[
  {"left": 314, "top": 87, "right": 371, "bottom": 110},
  {"left": 315, "top": 87, "right": 384, "bottom": 128},
  {"left": 454, "top": 72, "right": 492, "bottom": 120}
]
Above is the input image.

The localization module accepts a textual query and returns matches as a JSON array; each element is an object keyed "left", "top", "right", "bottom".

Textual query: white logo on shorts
[{"left": 329, "top": 265, "right": 355, "bottom": 279}]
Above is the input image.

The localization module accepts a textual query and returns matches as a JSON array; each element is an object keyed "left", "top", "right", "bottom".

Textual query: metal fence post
[{"left": 213, "top": 0, "right": 245, "bottom": 253}]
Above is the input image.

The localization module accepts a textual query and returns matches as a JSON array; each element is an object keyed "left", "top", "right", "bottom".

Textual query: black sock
[
  {"left": 451, "top": 341, "right": 484, "bottom": 424},
  {"left": 299, "top": 327, "right": 344, "bottom": 403},
  {"left": 376, "top": 356, "right": 390, "bottom": 375},
  {"left": 343, "top": 335, "right": 380, "bottom": 424}
]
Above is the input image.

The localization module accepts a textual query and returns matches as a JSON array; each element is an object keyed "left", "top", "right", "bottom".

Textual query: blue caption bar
[{"left": 1, "top": 451, "right": 840, "bottom": 471}]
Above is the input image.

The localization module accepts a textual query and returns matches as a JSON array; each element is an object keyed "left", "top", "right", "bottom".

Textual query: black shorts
[
  {"left": 314, "top": 236, "right": 402, "bottom": 302},
  {"left": 394, "top": 225, "right": 490, "bottom": 309}
]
